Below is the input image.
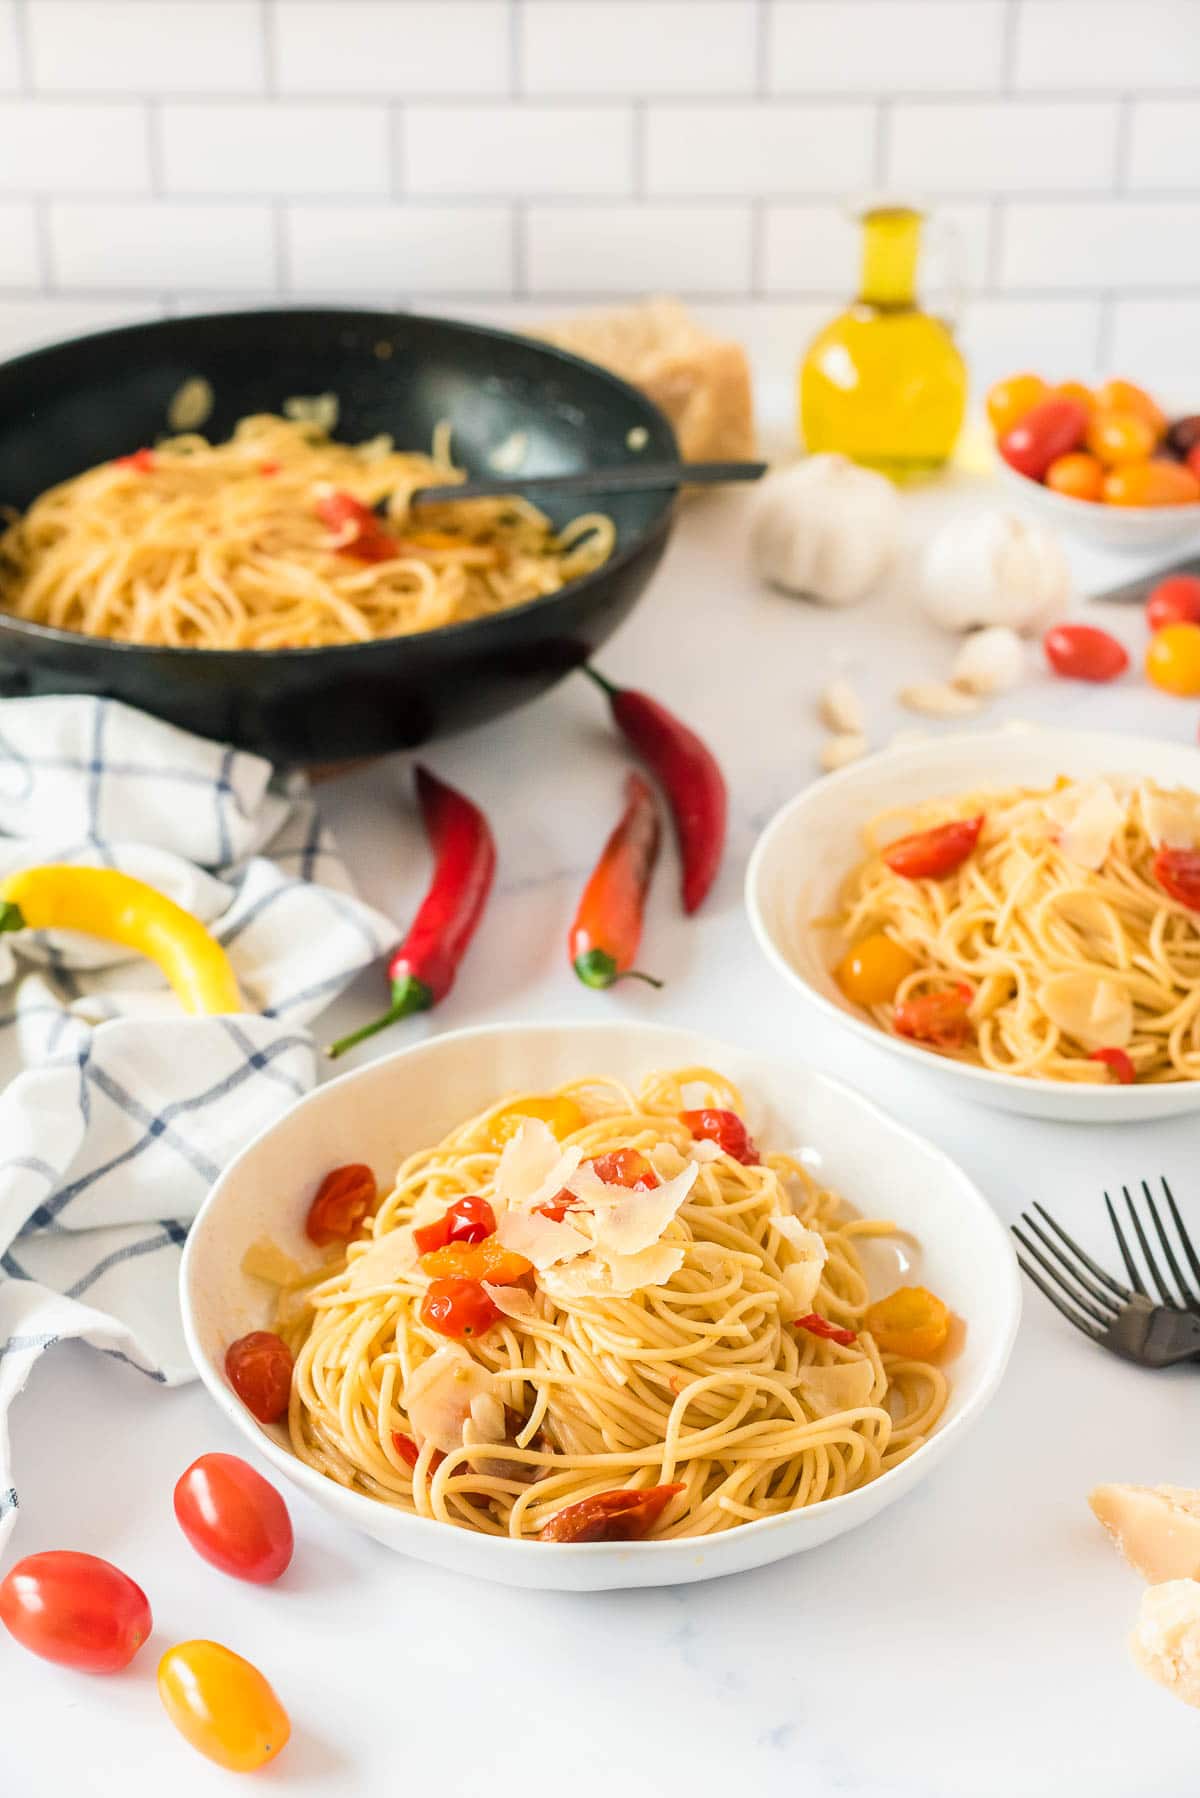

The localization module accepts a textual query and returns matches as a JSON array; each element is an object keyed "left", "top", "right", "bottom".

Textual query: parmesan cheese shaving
[
  {"left": 240, "top": 1236, "right": 306, "bottom": 1288},
  {"left": 482, "top": 1281, "right": 537, "bottom": 1321},
  {"left": 1047, "top": 779, "right": 1125, "bottom": 871},
  {"left": 541, "top": 1241, "right": 686, "bottom": 1300},
  {"left": 495, "top": 1207, "right": 591, "bottom": 1269},
  {"left": 1037, "top": 970, "right": 1134, "bottom": 1050},
  {"left": 798, "top": 1359, "right": 877, "bottom": 1418},
  {"left": 495, "top": 1119, "right": 582, "bottom": 1216},
  {"left": 1140, "top": 784, "right": 1198, "bottom": 851},
  {"left": 404, "top": 1346, "right": 498, "bottom": 1455},
  {"left": 584, "top": 1161, "right": 698, "bottom": 1258},
  {"left": 346, "top": 1224, "right": 418, "bottom": 1290}
]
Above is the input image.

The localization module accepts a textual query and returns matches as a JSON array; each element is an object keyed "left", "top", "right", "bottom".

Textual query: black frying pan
[{"left": 0, "top": 308, "right": 678, "bottom": 764}]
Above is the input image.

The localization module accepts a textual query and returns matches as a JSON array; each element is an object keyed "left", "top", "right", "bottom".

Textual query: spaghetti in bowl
[{"left": 180, "top": 1022, "right": 1019, "bottom": 1591}]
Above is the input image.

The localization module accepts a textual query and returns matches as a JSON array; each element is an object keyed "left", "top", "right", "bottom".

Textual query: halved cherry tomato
[
  {"left": 1043, "top": 622, "right": 1129, "bottom": 683},
  {"left": 1045, "top": 450, "right": 1104, "bottom": 502},
  {"left": 1146, "top": 574, "right": 1200, "bottom": 633},
  {"left": 413, "top": 1194, "right": 497, "bottom": 1255},
  {"left": 1091, "top": 1047, "right": 1135, "bottom": 1085},
  {"left": 225, "top": 1331, "right": 293, "bottom": 1424},
  {"left": 304, "top": 1162, "right": 376, "bottom": 1246},
  {"left": 419, "top": 1235, "right": 533, "bottom": 1286},
  {"left": 420, "top": 1276, "right": 499, "bottom": 1338},
  {"left": 1095, "top": 378, "right": 1166, "bottom": 438},
  {"left": 1154, "top": 846, "right": 1200, "bottom": 910},
  {"left": 114, "top": 447, "right": 157, "bottom": 473},
  {"left": 835, "top": 933, "right": 916, "bottom": 1006},
  {"left": 0, "top": 1551, "right": 151, "bottom": 1672},
  {"left": 173, "top": 1454, "right": 293, "bottom": 1585},
  {"left": 795, "top": 1311, "right": 858, "bottom": 1346},
  {"left": 158, "top": 1640, "right": 290, "bottom": 1773},
  {"left": 985, "top": 372, "right": 1048, "bottom": 438},
  {"left": 1103, "top": 461, "right": 1200, "bottom": 506},
  {"left": 678, "top": 1109, "right": 759, "bottom": 1166},
  {"left": 485, "top": 1095, "right": 586, "bottom": 1149},
  {"left": 1146, "top": 621, "right": 1200, "bottom": 696},
  {"left": 864, "top": 1285, "right": 950, "bottom": 1358},
  {"left": 588, "top": 1147, "right": 661, "bottom": 1188},
  {"left": 882, "top": 815, "right": 983, "bottom": 880},
  {"left": 894, "top": 983, "right": 974, "bottom": 1048},
  {"left": 539, "top": 1483, "right": 684, "bottom": 1543},
  {"left": 1086, "top": 409, "right": 1157, "bottom": 468},
  {"left": 314, "top": 488, "right": 399, "bottom": 562},
  {"left": 391, "top": 1431, "right": 444, "bottom": 1472},
  {"left": 998, "top": 396, "right": 1087, "bottom": 480}
]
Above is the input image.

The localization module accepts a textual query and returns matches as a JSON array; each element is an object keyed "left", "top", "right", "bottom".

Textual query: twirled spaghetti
[
  {"left": 275, "top": 1068, "right": 949, "bottom": 1542},
  {"left": 830, "top": 775, "right": 1200, "bottom": 1084},
  {"left": 0, "top": 414, "right": 614, "bottom": 649}
]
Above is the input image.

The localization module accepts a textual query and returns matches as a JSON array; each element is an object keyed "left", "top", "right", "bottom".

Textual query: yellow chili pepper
[{"left": 0, "top": 866, "right": 241, "bottom": 1015}]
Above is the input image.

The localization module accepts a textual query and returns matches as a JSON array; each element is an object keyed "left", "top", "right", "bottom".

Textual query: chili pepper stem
[
  {"left": 0, "top": 901, "right": 24, "bottom": 932},
  {"left": 582, "top": 665, "right": 618, "bottom": 699},
  {"left": 326, "top": 974, "right": 434, "bottom": 1059},
  {"left": 573, "top": 949, "right": 663, "bottom": 992}
]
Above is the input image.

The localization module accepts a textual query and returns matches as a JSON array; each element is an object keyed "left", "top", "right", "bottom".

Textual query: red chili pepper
[
  {"left": 883, "top": 816, "right": 984, "bottom": 880},
  {"left": 327, "top": 765, "right": 496, "bottom": 1057},
  {"left": 315, "top": 488, "right": 400, "bottom": 563},
  {"left": 413, "top": 1194, "right": 497, "bottom": 1255},
  {"left": 391, "top": 1432, "right": 445, "bottom": 1473},
  {"left": 1091, "top": 1047, "right": 1135, "bottom": 1085},
  {"left": 569, "top": 772, "right": 663, "bottom": 990},
  {"left": 1154, "top": 846, "right": 1200, "bottom": 911},
  {"left": 585, "top": 668, "right": 726, "bottom": 914},
  {"left": 795, "top": 1312, "right": 858, "bottom": 1346},
  {"left": 679, "top": 1108, "right": 759, "bottom": 1165},
  {"left": 114, "top": 448, "right": 156, "bottom": 473},
  {"left": 534, "top": 1191, "right": 579, "bottom": 1222}
]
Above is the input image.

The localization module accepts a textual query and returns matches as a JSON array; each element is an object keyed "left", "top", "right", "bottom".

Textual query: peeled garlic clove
[
  {"left": 819, "top": 733, "right": 868, "bottom": 772},
  {"left": 898, "top": 681, "right": 982, "bottom": 718},
  {"left": 1037, "top": 971, "right": 1133, "bottom": 1050},
  {"left": 952, "top": 625, "right": 1026, "bottom": 695},
  {"left": 818, "top": 678, "right": 865, "bottom": 735},
  {"left": 887, "top": 727, "right": 931, "bottom": 750}
]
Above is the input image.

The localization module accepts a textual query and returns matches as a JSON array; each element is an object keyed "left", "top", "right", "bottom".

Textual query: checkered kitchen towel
[{"left": 0, "top": 696, "right": 394, "bottom": 1548}]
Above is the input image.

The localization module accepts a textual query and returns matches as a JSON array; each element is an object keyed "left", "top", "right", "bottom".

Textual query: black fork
[{"left": 1103, "top": 1178, "right": 1200, "bottom": 1314}]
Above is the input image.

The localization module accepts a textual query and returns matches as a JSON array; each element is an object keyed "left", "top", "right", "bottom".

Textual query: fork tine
[
  {"left": 1030, "top": 1202, "right": 1130, "bottom": 1302},
  {"left": 1140, "top": 1180, "right": 1199, "bottom": 1309},
  {"left": 1019, "top": 1214, "right": 1123, "bottom": 1313},
  {"left": 1105, "top": 1193, "right": 1148, "bottom": 1297},
  {"left": 1122, "top": 1184, "right": 1178, "bottom": 1307},
  {"left": 1012, "top": 1226, "right": 1117, "bottom": 1328},
  {"left": 1015, "top": 1253, "right": 1101, "bottom": 1342},
  {"left": 1161, "top": 1178, "right": 1200, "bottom": 1292}
]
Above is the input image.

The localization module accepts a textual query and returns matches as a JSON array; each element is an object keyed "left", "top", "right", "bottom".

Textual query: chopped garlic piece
[
  {"left": 818, "top": 678, "right": 865, "bottom": 735},
  {"left": 898, "top": 681, "right": 982, "bottom": 718},
  {"left": 819, "top": 733, "right": 868, "bottom": 773},
  {"left": 1131, "top": 1581, "right": 1200, "bottom": 1710},
  {"left": 1090, "top": 1484, "right": 1200, "bottom": 1583},
  {"left": 1037, "top": 970, "right": 1133, "bottom": 1050},
  {"left": 167, "top": 376, "right": 214, "bottom": 432},
  {"left": 798, "top": 1359, "right": 876, "bottom": 1418},
  {"left": 284, "top": 391, "right": 339, "bottom": 431},
  {"left": 488, "top": 431, "right": 528, "bottom": 474}
]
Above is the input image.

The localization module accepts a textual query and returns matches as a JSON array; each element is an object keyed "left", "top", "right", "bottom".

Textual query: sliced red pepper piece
[
  {"left": 538, "top": 1483, "right": 684, "bottom": 1543},
  {"left": 1090, "top": 1047, "right": 1135, "bottom": 1085},
  {"left": 114, "top": 448, "right": 156, "bottom": 473},
  {"left": 894, "top": 982, "right": 974, "bottom": 1048},
  {"left": 391, "top": 1432, "right": 445, "bottom": 1473},
  {"left": 534, "top": 1191, "right": 579, "bottom": 1223},
  {"left": 795, "top": 1312, "right": 858, "bottom": 1346},
  {"left": 1154, "top": 847, "right": 1200, "bottom": 911},
  {"left": 314, "top": 488, "right": 401, "bottom": 563},
  {"left": 883, "top": 816, "right": 984, "bottom": 880}
]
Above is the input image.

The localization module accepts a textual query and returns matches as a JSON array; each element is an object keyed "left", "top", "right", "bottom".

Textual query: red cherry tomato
[
  {"left": 587, "top": 1148, "right": 660, "bottom": 1188},
  {"left": 795, "top": 1311, "right": 858, "bottom": 1345},
  {"left": 1090, "top": 1047, "right": 1135, "bottom": 1085},
  {"left": 157, "top": 1639, "right": 290, "bottom": 1772},
  {"left": 678, "top": 1108, "right": 760, "bottom": 1166},
  {"left": 1146, "top": 574, "right": 1200, "bottom": 633},
  {"left": 420, "top": 1276, "right": 498, "bottom": 1339},
  {"left": 882, "top": 816, "right": 984, "bottom": 880},
  {"left": 314, "top": 488, "right": 399, "bottom": 562},
  {"left": 1154, "top": 847, "right": 1200, "bottom": 910},
  {"left": 894, "top": 983, "right": 974, "bottom": 1048},
  {"left": 539, "top": 1484, "right": 684, "bottom": 1543},
  {"left": 0, "top": 1551, "right": 151, "bottom": 1672},
  {"left": 304, "top": 1162, "right": 376, "bottom": 1246},
  {"left": 1043, "top": 623, "right": 1129, "bottom": 683},
  {"left": 998, "top": 397, "right": 1087, "bottom": 481},
  {"left": 225, "top": 1331, "right": 293, "bottom": 1424},
  {"left": 413, "top": 1194, "right": 497, "bottom": 1255},
  {"left": 173, "top": 1454, "right": 294, "bottom": 1584}
]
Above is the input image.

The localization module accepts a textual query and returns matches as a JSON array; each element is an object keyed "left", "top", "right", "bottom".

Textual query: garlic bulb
[
  {"left": 952, "top": 625, "right": 1026, "bottom": 695},
  {"left": 751, "top": 454, "right": 902, "bottom": 607},
  {"left": 918, "top": 510, "right": 1070, "bottom": 635}
]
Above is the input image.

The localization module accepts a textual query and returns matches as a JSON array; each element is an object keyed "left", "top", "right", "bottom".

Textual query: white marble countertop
[{"left": 8, "top": 441, "right": 1200, "bottom": 1794}]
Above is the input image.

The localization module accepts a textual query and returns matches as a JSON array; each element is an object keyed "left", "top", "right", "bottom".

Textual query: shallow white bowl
[
  {"left": 180, "top": 1021, "right": 1019, "bottom": 1591},
  {"left": 998, "top": 460, "right": 1200, "bottom": 555},
  {"left": 746, "top": 726, "right": 1200, "bottom": 1123}
]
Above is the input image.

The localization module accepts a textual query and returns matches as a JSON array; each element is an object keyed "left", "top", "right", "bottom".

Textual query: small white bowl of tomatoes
[{"left": 990, "top": 374, "right": 1200, "bottom": 554}]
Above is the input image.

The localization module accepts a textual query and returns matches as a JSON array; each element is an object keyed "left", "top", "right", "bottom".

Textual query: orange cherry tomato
[
  {"left": 0, "top": 1551, "right": 151, "bottom": 1672},
  {"left": 588, "top": 1146, "right": 662, "bottom": 1186},
  {"left": 1053, "top": 380, "right": 1094, "bottom": 417},
  {"left": 864, "top": 1285, "right": 951, "bottom": 1358},
  {"left": 539, "top": 1484, "right": 684, "bottom": 1543},
  {"left": 173, "top": 1454, "right": 294, "bottom": 1585},
  {"left": 894, "top": 984, "right": 974, "bottom": 1048},
  {"left": 1146, "top": 622, "right": 1200, "bottom": 696},
  {"left": 1095, "top": 378, "right": 1166, "bottom": 439},
  {"left": 1154, "top": 847, "right": 1200, "bottom": 910},
  {"left": 835, "top": 933, "right": 916, "bottom": 1006},
  {"left": 413, "top": 1194, "right": 497, "bottom": 1255},
  {"left": 985, "top": 372, "right": 1048, "bottom": 438},
  {"left": 1045, "top": 451, "right": 1104, "bottom": 502},
  {"left": 882, "top": 816, "right": 984, "bottom": 880},
  {"left": 1103, "top": 461, "right": 1200, "bottom": 506},
  {"left": 677, "top": 1110, "right": 759, "bottom": 1166},
  {"left": 998, "top": 397, "right": 1087, "bottom": 480},
  {"left": 485, "top": 1095, "right": 585, "bottom": 1149},
  {"left": 225, "top": 1331, "right": 293, "bottom": 1424},
  {"left": 1044, "top": 623, "right": 1129, "bottom": 683},
  {"left": 419, "top": 1235, "right": 533, "bottom": 1286},
  {"left": 157, "top": 1640, "right": 290, "bottom": 1773},
  {"left": 1086, "top": 409, "right": 1157, "bottom": 468},
  {"left": 420, "top": 1276, "right": 499, "bottom": 1338},
  {"left": 304, "top": 1161, "right": 376, "bottom": 1246},
  {"left": 1146, "top": 574, "right": 1200, "bottom": 633}
]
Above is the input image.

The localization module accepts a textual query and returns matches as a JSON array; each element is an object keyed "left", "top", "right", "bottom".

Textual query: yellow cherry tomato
[
  {"left": 1146, "top": 622, "right": 1200, "bottom": 696},
  {"left": 835, "top": 933, "right": 916, "bottom": 1007},
  {"left": 985, "top": 372, "right": 1048, "bottom": 438},
  {"left": 1095, "top": 378, "right": 1166, "bottom": 439},
  {"left": 485, "top": 1094, "right": 586, "bottom": 1149},
  {"left": 1045, "top": 450, "right": 1103, "bottom": 502},
  {"left": 864, "top": 1285, "right": 951, "bottom": 1359},
  {"left": 157, "top": 1640, "right": 290, "bottom": 1773},
  {"left": 1086, "top": 409, "right": 1157, "bottom": 468},
  {"left": 1053, "top": 380, "right": 1094, "bottom": 417},
  {"left": 1103, "top": 460, "right": 1200, "bottom": 507}
]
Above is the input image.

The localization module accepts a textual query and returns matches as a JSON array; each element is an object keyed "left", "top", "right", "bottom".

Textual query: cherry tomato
[
  {"left": 998, "top": 397, "right": 1087, "bottom": 481},
  {"left": 392, "top": 1431, "right": 446, "bottom": 1472},
  {"left": 1166, "top": 415, "right": 1200, "bottom": 459},
  {"left": 588, "top": 1147, "right": 661, "bottom": 1187},
  {"left": 1146, "top": 621, "right": 1200, "bottom": 696},
  {"left": 1053, "top": 380, "right": 1094, "bottom": 417},
  {"left": 225, "top": 1331, "right": 293, "bottom": 1424},
  {"left": 173, "top": 1454, "right": 294, "bottom": 1584},
  {"left": 894, "top": 983, "right": 974, "bottom": 1048},
  {"left": 1188, "top": 443, "right": 1200, "bottom": 483},
  {"left": 882, "top": 815, "right": 984, "bottom": 880},
  {"left": 485, "top": 1095, "right": 586, "bottom": 1149},
  {"left": 985, "top": 372, "right": 1048, "bottom": 438},
  {"left": 0, "top": 1551, "right": 151, "bottom": 1672},
  {"left": 1154, "top": 847, "right": 1200, "bottom": 910},
  {"left": 314, "top": 488, "right": 399, "bottom": 562},
  {"left": 413, "top": 1194, "right": 497, "bottom": 1255},
  {"left": 1045, "top": 450, "right": 1104, "bottom": 501},
  {"left": 677, "top": 1109, "right": 759, "bottom": 1166},
  {"left": 539, "top": 1484, "right": 684, "bottom": 1543},
  {"left": 864, "top": 1285, "right": 951, "bottom": 1358},
  {"left": 1103, "top": 461, "right": 1200, "bottom": 506},
  {"left": 1043, "top": 623, "right": 1129, "bottom": 683},
  {"left": 835, "top": 932, "right": 916, "bottom": 1006},
  {"left": 1146, "top": 574, "right": 1200, "bottom": 633},
  {"left": 795, "top": 1311, "right": 858, "bottom": 1346},
  {"left": 419, "top": 1235, "right": 532, "bottom": 1286},
  {"left": 1095, "top": 378, "right": 1166, "bottom": 439},
  {"left": 1087, "top": 409, "right": 1157, "bottom": 468},
  {"left": 533, "top": 1190, "right": 579, "bottom": 1222},
  {"left": 420, "top": 1276, "right": 499, "bottom": 1339},
  {"left": 304, "top": 1161, "right": 376, "bottom": 1246},
  {"left": 1091, "top": 1047, "right": 1135, "bottom": 1085},
  {"left": 158, "top": 1640, "right": 290, "bottom": 1773}
]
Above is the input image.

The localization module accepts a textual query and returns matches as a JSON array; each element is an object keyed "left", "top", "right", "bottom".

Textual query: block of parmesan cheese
[
  {"left": 534, "top": 299, "right": 756, "bottom": 463},
  {"left": 1131, "top": 1581, "right": 1200, "bottom": 1709},
  {"left": 1090, "top": 1484, "right": 1200, "bottom": 1583}
]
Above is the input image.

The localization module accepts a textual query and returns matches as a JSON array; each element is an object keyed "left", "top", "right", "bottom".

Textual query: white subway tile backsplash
[
  {"left": 0, "top": 102, "right": 149, "bottom": 193},
  {"left": 1110, "top": 299, "right": 1200, "bottom": 379},
  {"left": 768, "top": 2, "right": 1005, "bottom": 95},
  {"left": 0, "top": 4, "right": 20, "bottom": 94},
  {"left": 764, "top": 202, "right": 990, "bottom": 296},
  {"left": 160, "top": 105, "right": 389, "bottom": 196},
  {"left": 527, "top": 204, "right": 752, "bottom": 295},
  {"left": 49, "top": 202, "right": 275, "bottom": 290},
  {"left": 29, "top": 3, "right": 264, "bottom": 94},
  {"left": 1014, "top": 2, "right": 1200, "bottom": 93},
  {"left": 285, "top": 204, "right": 513, "bottom": 293},
  {"left": 646, "top": 103, "right": 875, "bottom": 197},
  {"left": 1000, "top": 202, "right": 1200, "bottom": 291},
  {"left": 889, "top": 103, "right": 1119, "bottom": 196},
  {"left": 522, "top": 3, "right": 757, "bottom": 96},
  {"left": 958, "top": 298, "right": 1104, "bottom": 386},
  {"left": 0, "top": 204, "right": 41, "bottom": 285},
  {"left": 273, "top": 3, "right": 509, "bottom": 97},
  {"left": 0, "top": 296, "right": 158, "bottom": 359},
  {"left": 405, "top": 105, "right": 634, "bottom": 197},
  {"left": 1128, "top": 104, "right": 1200, "bottom": 193}
]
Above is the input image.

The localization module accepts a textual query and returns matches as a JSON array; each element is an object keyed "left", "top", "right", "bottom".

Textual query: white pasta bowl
[
  {"left": 997, "top": 460, "right": 1200, "bottom": 554},
  {"left": 180, "top": 1020, "right": 1020, "bottom": 1592},
  {"left": 746, "top": 726, "right": 1200, "bottom": 1123}
]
